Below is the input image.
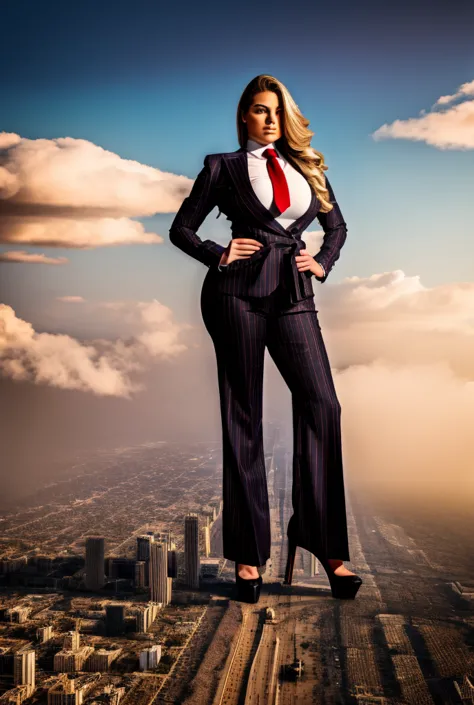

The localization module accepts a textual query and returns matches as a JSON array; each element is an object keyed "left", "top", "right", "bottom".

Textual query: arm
[
  {"left": 169, "top": 154, "right": 227, "bottom": 268},
  {"left": 313, "top": 175, "right": 347, "bottom": 283},
  {"left": 314, "top": 261, "right": 326, "bottom": 278}
]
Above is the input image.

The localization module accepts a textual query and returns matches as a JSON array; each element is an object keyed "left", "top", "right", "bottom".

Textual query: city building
[
  {"left": 184, "top": 514, "right": 200, "bottom": 590},
  {"left": 84, "top": 538, "right": 105, "bottom": 591}
]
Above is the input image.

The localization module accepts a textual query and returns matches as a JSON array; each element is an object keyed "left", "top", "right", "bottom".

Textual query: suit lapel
[{"left": 222, "top": 147, "right": 319, "bottom": 238}]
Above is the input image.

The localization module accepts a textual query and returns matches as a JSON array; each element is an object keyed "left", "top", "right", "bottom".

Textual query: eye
[{"left": 255, "top": 108, "right": 282, "bottom": 114}]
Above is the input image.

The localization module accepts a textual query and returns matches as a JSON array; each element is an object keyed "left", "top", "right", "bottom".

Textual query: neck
[{"left": 248, "top": 137, "right": 271, "bottom": 147}]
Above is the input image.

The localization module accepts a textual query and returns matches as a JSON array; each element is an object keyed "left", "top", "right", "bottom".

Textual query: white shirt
[
  {"left": 246, "top": 137, "right": 312, "bottom": 228},
  {"left": 218, "top": 138, "right": 324, "bottom": 275}
]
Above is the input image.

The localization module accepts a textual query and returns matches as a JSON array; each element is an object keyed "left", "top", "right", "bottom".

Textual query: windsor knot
[{"left": 262, "top": 148, "right": 278, "bottom": 160}]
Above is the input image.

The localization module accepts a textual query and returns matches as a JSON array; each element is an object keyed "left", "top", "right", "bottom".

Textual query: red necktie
[{"left": 262, "top": 148, "right": 291, "bottom": 214}]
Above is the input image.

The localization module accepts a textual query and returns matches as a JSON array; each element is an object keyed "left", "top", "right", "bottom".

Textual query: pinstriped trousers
[{"left": 200, "top": 268, "right": 351, "bottom": 567}]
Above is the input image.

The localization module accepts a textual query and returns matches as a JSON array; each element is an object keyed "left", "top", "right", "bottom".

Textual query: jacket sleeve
[
  {"left": 313, "top": 175, "right": 348, "bottom": 283},
  {"left": 168, "top": 154, "right": 227, "bottom": 268}
]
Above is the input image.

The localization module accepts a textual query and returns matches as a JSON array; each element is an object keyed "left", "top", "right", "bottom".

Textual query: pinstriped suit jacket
[{"left": 169, "top": 147, "right": 348, "bottom": 302}]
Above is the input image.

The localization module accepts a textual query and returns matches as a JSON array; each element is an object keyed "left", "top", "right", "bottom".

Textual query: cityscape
[
  {"left": 0, "top": 432, "right": 473, "bottom": 705},
  {"left": 1, "top": 0, "right": 472, "bottom": 703}
]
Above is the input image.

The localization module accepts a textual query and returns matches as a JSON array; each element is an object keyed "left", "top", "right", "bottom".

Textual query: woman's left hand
[{"left": 295, "top": 249, "right": 324, "bottom": 278}]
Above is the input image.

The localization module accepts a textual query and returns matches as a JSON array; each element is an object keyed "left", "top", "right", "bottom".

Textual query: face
[{"left": 242, "top": 91, "right": 283, "bottom": 145}]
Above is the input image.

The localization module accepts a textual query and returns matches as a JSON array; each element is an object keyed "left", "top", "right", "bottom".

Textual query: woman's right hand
[{"left": 219, "top": 238, "right": 263, "bottom": 266}]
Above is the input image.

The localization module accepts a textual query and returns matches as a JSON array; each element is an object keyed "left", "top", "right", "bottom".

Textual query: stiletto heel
[
  {"left": 284, "top": 526, "right": 362, "bottom": 599},
  {"left": 234, "top": 563, "right": 262, "bottom": 604},
  {"left": 283, "top": 538, "right": 297, "bottom": 585}
]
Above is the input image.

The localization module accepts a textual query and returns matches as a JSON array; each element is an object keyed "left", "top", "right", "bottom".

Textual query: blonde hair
[{"left": 236, "top": 74, "right": 333, "bottom": 213}]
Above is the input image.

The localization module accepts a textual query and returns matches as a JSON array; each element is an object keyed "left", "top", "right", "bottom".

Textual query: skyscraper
[
  {"left": 137, "top": 535, "right": 154, "bottom": 562},
  {"left": 105, "top": 604, "right": 126, "bottom": 636},
  {"left": 203, "top": 524, "right": 211, "bottom": 557},
  {"left": 14, "top": 647, "right": 35, "bottom": 694},
  {"left": 149, "top": 541, "right": 168, "bottom": 605},
  {"left": 85, "top": 537, "right": 105, "bottom": 591},
  {"left": 185, "top": 514, "right": 200, "bottom": 590}
]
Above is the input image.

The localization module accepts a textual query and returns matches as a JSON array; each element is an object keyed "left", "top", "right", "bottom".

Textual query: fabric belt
[{"left": 262, "top": 239, "right": 309, "bottom": 304}]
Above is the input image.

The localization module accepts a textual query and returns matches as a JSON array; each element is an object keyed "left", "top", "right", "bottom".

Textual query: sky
[{"left": 0, "top": 0, "right": 473, "bottom": 508}]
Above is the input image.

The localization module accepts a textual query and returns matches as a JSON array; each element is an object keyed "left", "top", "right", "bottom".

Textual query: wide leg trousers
[{"left": 200, "top": 268, "right": 351, "bottom": 567}]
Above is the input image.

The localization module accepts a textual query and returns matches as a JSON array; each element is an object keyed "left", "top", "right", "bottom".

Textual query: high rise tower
[
  {"left": 184, "top": 514, "right": 200, "bottom": 590},
  {"left": 85, "top": 537, "right": 105, "bottom": 591},
  {"left": 149, "top": 541, "right": 169, "bottom": 605}
]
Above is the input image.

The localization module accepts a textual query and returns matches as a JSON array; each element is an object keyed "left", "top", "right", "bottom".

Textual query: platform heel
[
  {"left": 234, "top": 563, "right": 262, "bottom": 604},
  {"left": 284, "top": 531, "right": 362, "bottom": 599}
]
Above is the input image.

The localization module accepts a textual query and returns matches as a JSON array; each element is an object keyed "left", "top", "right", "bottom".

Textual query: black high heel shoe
[
  {"left": 283, "top": 536, "right": 362, "bottom": 599},
  {"left": 234, "top": 563, "right": 262, "bottom": 604}
]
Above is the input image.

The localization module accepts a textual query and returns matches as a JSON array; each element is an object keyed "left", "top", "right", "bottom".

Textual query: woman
[{"left": 169, "top": 74, "right": 362, "bottom": 603}]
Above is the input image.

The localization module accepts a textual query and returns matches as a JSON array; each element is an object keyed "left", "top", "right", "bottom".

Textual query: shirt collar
[{"left": 246, "top": 137, "right": 284, "bottom": 160}]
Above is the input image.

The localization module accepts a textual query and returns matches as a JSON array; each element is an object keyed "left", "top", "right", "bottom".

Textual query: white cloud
[
  {"left": 2, "top": 268, "right": 474, "bottom": 504},
  {"left": 56, "top": 296, "right": 85, "bottom": 302},
  {"left": 0, "top": 132, "right": 196, "bottom": 250},
  {"left": 0, "top": 300, "right": 192, "bottom": 397},
  {"left": 371, "top": 78, "right": 474, "bottom": 149},
  {"left": 302, "top": 228, "right": 324, "bottom": 256},
  {"left": 0, "top": 250, "right": 68, "bottom": 264},
  {"left": 335, "top": 359, "right": 474, "bottom": 502},
  {"left": 432, "top": 78, "right": 474, "bottom": 107},
  {"left": 264, "top": 268, "right": 474, "bottom": 503},
  {"left": 0, "top": 215, "right": 161, "bottom": 248}
]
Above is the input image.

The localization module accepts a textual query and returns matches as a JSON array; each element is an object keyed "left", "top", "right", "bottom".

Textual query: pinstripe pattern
[
  {"left": 169, "top": 148, "right": 350, "bottom": 567},
  {"left": 200, "top": 273, "right": 350, "bottom": 566},
  {"left": 168, "top": 154, "right": 227, "bottom": 268},
  {"left": 169, "top": 149, "right": 348, "bottom": 296}
]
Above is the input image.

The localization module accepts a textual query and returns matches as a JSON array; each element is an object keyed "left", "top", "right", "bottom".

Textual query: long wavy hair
[{"left": 236, "top": 74, "right": 334, "bottom": 213}]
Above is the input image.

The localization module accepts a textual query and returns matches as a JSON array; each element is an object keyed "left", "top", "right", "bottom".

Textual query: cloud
[
  {"left": 0, "top": 300, "right": 192, "bottom": 397},
  {"left": 311, "top": 271, "right": 474, "bottom": 377},
  {"left": 0, "top": 250, "right": 68, "bottom": 264},
  {"left": 261, "top": 268, "right": 474, "bottom": 504},
  {"left": 371, "top": 78, "right": 474, "bottom": 149},
  {"left": 56, "top": 296, "right": 85, "bottom": 302},
  {"left": 301, "top": 228, "right": 325, "bottom": 256},
  {"left": 2, "top": 267, "right": 474, "bottom": 393},
  {"left": 1, "top": 268, "right": 473, "bottom": 505},
  {"left": 0, "top": 215, "right": 161, "bottom": 248},
  {"left": 335, "top": 358, "right": 474, "bottom": 504},
  {"left": 0, "top": 132, "right": 197, "bottom": 250},
  {"left": 432, "top": 79, "right": 474, "bottom": 107}
]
